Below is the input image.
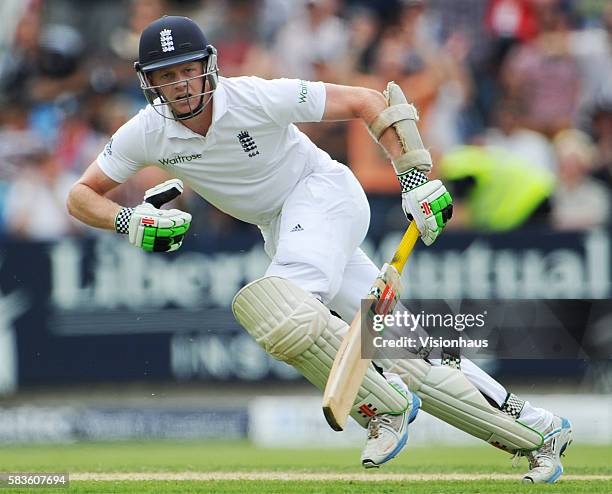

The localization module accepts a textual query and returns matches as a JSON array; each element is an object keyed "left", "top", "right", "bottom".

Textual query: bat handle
[
  {"left": 390, "top": 221, "right": 420, "bottom": 273},
  {"left": 144, "top": 179, "right": 184, "bottom": 209}
]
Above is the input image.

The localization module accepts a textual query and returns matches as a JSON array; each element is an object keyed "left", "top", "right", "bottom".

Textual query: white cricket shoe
[
  {"left": 361, "top": 391, "right": 421, "bottom": 469},
  {"left": 522, "top": 416, "right": 573, "bottom": 484}
]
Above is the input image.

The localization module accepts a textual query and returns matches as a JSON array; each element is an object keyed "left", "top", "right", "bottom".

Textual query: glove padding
[
  {"left": 402, "top": 179, "right": 453, "bottom": 246},
  {"left": 128, "top": 203, "right": 191, "bottom": 252}
]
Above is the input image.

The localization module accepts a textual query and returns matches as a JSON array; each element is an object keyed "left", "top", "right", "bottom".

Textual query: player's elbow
[
  {"left": 66, "top": 184, "right": 78, "bottom": 218},
  {"left": 66, "top": 182, "right": 85, "bottom": 219}
]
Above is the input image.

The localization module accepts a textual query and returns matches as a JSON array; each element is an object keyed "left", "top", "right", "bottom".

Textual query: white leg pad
[
  {"left": 382, "top": 358, "right": 543, "bottom": 453},
  {"left": 232, "top": 276, "right": 410, "bottom": 428}
]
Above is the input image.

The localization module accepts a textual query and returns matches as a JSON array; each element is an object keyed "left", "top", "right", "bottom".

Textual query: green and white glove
[
  {"left": 114, "top": 179, "right": 192, "bottom": 252},
  {"left": 400, "top": 170, "right": 453, "bottom": 246}
]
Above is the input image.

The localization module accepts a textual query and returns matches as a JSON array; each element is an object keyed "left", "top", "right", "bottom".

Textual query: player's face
[{"left": 150, "top": 61, "right": 206, "bottom": 114}]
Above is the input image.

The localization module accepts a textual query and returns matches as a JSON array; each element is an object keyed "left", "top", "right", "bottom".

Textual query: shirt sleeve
[
  {"left": 253, "top": 78, "right": 326, "bottom": 127},
  {"left": 96, "top": 114, "right": 147, "bottom": 183}
]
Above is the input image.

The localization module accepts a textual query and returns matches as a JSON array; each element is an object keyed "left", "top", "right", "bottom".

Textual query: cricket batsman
[{"left": 66, "top": 16, "right": 572, "bottom": 483}]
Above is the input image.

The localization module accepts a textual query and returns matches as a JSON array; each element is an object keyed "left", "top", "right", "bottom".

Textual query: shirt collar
[
  {"left": 163, "top": 78, "right": 228, "bottom": 140},
  {"left": 212, "top": 78, "right": 228, "bottom": 123}
]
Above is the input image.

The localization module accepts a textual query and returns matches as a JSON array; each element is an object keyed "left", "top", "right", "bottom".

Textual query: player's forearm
[
  {"left": 357, "top": 89, "right": 406, "bottom": 163},
  {"left": 66, "top": 183, "right": 121, "bottom": 231},
  {"left": 323, "top": 85, "right": 405, "bottom": 160}
]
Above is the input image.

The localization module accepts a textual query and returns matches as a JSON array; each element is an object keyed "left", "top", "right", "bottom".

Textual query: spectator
[
  {"left": 570, "top": 2, "right": 612, "bottom": 110},
  {"left": 1, "top": 0, "right": 609, "bottom": 237},
  {"left": 272, "top": 0, "right": 349, "bottom": 81},
  {"left": 589, "top": 97, "right": 612, "bottom": 188},
  {"left": 465, "top": 0, "right": 537, "bottom": 132},
  {"left": 439, "top": 145, "right": 555, "bottom": 231},
  {"left": 336, "top": 6, "right": 381, "bottom": 81},
  {"left": 482, "top": 98, "right": 556, "bottom": 173},
  {"left": 0, "top": 12, "right": 88, "bottom": 108},
  {"left": 3, "top": 142, "right": 81, "bottom": 240},
  {"left": 109, "top": 0, "right": 166, "bottom": 62},
  {"left": 205, "top": 0, "right": 265, "bottom": 77},
  {"left": 484, "top": 0, "right": 538, "bottom": 64},
  {"left": 272, "top": 0, "right": 353, "bottom": 171},
  {"left": 0, "top": 6, "right": 42, "bottom": 105},
  {"left": 346, "top": 0, "right": 469, "bottom": 194},
  {"left": 0, "top": 124, "right": 38, "bottom": 233},
  {"left": 550, "top": 129, "right": 610, "bottom": 230},
  {"left": 54, "top": 95, "right": 107, "bottom": 175},
  {"left": 500, "top": 0, "right": 581, "bottom": 137},
  {"left": 108, "top": 0, "right": 167, "bottom": 101}
]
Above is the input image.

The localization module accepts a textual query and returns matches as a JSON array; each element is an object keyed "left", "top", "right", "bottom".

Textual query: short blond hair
[{"left": 553, "top": 129, "right": 596, "bottom": 167}]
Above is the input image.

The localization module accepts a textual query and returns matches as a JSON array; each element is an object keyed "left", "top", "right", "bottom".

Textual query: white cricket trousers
[{"left": 260, "top": 164, "right": 552, "bottom": 433}]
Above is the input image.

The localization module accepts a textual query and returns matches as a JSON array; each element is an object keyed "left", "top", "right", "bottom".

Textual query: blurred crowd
[{"left": 0, "top": 0, "right": 610, "bottom": 245}]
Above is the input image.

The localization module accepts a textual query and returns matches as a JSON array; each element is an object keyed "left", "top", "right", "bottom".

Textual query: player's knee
[
  {"left": 232, "top": 276, "right": 331, "bottom": 361},
  {"left": 265, "top": 260, "right": 343, "bottom": 306}
]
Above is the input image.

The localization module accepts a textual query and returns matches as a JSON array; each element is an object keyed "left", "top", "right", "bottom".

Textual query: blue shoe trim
[
  {"left": 561, "top": 417, "right": 571, "bottom": 430},
  {"left": 380, "top": 428, "right": 408, "bottom": 464},
  {"left": 546, "top": 465, "right": 563, "bottom": 484},
  {"left": 544, "top": 428, "right": 561, "bottom": 440},
  {"left": 408, "top": 393, "right": 421, "bottom": 424},
  {"left": 378, "top": 394, "right": 420, "bottom": 465}
]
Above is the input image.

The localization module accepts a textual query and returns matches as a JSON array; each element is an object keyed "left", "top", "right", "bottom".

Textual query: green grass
[
  {"left": 0, "top": 441, "right": 609, "bottom": 474},
  {"left": 0, "top": 441, "right": 609, "bottom": 493},
  {"left": 0, "top": 479, "right": 601, "bottom": 494}
]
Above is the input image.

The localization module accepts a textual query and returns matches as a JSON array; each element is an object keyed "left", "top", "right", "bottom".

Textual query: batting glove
[
  {"left": 399, "top": 170, "right": 453, "bottom": 246},
  {"left": 114, "top": 179, "right": 192, "bottom": 252}
]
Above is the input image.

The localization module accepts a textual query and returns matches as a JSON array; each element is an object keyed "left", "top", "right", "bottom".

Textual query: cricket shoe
[
  {"left": 361, "top": 391, "right": 421, "bottom": 468},
  {"left": 522, "top": 416, "right": 573, "bottom": 484}
]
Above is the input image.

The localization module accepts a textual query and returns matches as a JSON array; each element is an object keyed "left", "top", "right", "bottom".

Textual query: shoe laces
[
  {"left": 367, "top": 415, "right": 394, "bottom": 440},
  {"left": 526, "top": 451, "right": 547, "bottom": 470},
  {"left": 530, "top": 437, "right": 557, "bottom": 467},
  {"left": 511, "top": 451, "right": 545, "bottom": 470},
  {"left": 514, "top": 436, "right": 555, "bottom": 470},
  {"left": 367, "top": 417, "right": 381, "bottom": 440}
]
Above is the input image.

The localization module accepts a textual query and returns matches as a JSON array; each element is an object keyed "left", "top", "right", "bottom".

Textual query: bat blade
[
  {"left": 322, "top": 306, "right": 370, "bottom": 431},
  {"left": 322, "top": 222, "right": 419, "bottom": 431}
]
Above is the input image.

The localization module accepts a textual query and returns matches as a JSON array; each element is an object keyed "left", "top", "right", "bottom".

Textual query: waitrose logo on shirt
[
  {"left": 158, "top": 153, "right": 202, "bottom": 166},
  {"left": 298, "top": 80, "right": 308, "bottom": 104}
]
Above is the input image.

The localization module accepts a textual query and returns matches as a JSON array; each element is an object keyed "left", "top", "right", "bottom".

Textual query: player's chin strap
[{"left": 171, "top": 92, "right": 209, "bottom": 120}]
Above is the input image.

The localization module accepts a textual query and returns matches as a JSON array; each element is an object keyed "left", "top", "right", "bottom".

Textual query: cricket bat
[{"left": 322, "top": 221, "right": 420, "bottom": 431}]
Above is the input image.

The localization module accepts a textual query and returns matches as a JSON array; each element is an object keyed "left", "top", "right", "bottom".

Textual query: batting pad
[
  {"left": 232, "top": 276, "right": 410, "bottom": 428},
  {"left": 385, "top": 358, "right": 543, "bottom": 453}
]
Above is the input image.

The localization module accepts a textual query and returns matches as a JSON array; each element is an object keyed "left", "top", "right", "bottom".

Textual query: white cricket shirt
[{"left": 97, "top": 76, "right": 338, "bottom": 226}]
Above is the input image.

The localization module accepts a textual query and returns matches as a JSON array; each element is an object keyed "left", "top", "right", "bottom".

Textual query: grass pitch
[{"left": 0, "top": 441, "right": 609, "bottom": 493}]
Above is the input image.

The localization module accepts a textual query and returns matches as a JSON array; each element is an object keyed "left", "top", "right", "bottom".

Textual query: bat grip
[
  {"left": 390, "top": 221, "right": 419, "bottom": 273},
  {"left": 145, "top": 187, "right": 181, "bottom": 209}
]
